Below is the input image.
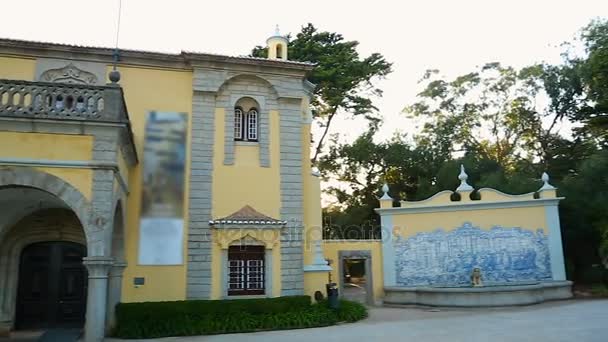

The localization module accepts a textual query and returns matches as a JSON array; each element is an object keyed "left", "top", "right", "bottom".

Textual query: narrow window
[
  {"left": 234, "top": 107, "right": 243, "bottom": 140},
  {"left": 276, "top": 45, "right": 283, "bottom": 59},
  {"left": 247, "top": 109, "right": 258, "bottom": 141},
  {"left": 228, "top": 245, "right": 265, "bottom": 296}
]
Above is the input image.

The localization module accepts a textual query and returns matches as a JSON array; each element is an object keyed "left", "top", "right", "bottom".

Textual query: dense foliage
[
  {"left": 113, "top": 296, "right": 367, "bottom": 339},
  {"left": 320, "top": 19, "right": 608, "bottom": 281}
]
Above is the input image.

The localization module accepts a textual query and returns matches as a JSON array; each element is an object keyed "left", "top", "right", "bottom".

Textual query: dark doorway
[
  {"left": 16, "top": 242, "right": 87, "bottom": 329},
  {"left": 342, "top": 258, "right": 368, "bottom": 303}
]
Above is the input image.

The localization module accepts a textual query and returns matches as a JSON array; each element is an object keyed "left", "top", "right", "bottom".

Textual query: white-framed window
[
  {"left": 228, "top": 245, "right": 265, "bottom": 296},
  {"left": 247, "top": 109, "right": 258, "bottom": 141},
  {"left": 234, "top": 107, "right": 243, "bottom": 140},
  {"left": 233, "top": 106, "right": 259, "bottom": 142}
]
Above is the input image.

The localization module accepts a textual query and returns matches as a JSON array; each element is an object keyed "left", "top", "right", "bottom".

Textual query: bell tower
[{"left": 267, "top": 25, "right": 288, "bottom": 60}]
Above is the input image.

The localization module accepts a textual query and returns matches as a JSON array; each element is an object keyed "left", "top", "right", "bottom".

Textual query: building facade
[{"left": 0, "top": 33, "right": 330, "bottom": 341}]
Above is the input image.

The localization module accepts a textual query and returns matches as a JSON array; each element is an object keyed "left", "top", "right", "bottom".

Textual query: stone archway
[
  {"left": 0, "top": 167, "right": 91, "bottom": 239},
  {"left": 0, "top": 167, "right": 116, "bottom": 341}
]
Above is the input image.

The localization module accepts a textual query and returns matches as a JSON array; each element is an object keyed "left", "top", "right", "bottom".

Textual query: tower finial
[
  {"left": 456, "top": 164, "right": 474, "bottom": 191},
  {"left": 274, "top": 24, "right": 281, "bottom": 36}
]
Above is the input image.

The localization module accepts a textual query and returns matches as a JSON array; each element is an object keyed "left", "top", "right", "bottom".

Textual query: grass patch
[{"left": 113, "top": 296, "right": 367, "bottom": 339}]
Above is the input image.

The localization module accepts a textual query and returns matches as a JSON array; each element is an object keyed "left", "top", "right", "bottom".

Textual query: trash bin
[{"left": 326, "top": 282, "right": 339, "bottom": 309}]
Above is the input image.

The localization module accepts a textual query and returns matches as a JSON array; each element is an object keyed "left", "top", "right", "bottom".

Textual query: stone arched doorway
[{"left": 0, "top": 168, "right": 118, "bottom": 342}]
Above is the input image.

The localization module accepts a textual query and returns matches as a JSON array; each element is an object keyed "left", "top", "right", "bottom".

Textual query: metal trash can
[{"left": 326, "top": 282, "right": 339, "bottom": 309}]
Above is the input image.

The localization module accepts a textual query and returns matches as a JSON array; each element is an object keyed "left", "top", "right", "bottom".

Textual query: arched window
[
  {"left": 247, "top": 109, "right": 258, "bottom": 141},
  {"left": 233, "top": 98, "right": 260, "bottom": 142},
  {"left": 234, "top": 107, "right": 243, "bottom": 140},
  {"left": 276, "top": 45, "right": 283, "bottom": 59}
]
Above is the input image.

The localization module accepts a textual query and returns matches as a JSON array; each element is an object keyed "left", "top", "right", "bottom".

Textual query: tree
[
  {"left": 573, "top": 19, "right": 608, "bottom": 147},
  {"left": 252, "top": 24, "right": 392, "bottom": 164},
  {"left": 403, "top": 62, "right": 586, "bottom": 172}
]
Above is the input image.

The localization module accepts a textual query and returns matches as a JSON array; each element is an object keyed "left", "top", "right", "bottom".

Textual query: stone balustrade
[{"left": 0, "top": 79, "right": 129, "bottom": 123}]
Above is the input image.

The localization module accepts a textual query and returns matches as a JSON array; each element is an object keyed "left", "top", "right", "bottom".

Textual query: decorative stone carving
[
  {"left": 40, "top": 63, "right": 98, "bottom": 84},
  {"left": 471, "top": 267, "right": 483, "bottom": 287}
]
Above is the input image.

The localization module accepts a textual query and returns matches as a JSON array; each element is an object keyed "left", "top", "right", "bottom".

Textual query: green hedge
[{"left": 113, "top": 296, "right": 367, "bottom": 339}]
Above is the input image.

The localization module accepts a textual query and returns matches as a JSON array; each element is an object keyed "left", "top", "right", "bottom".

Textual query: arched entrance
[
  {"left": 16, "top": 241, "right": 87, "bottom": 329},
  {"left": 0, "top": 168, "right": 124, "bottom": 341}
]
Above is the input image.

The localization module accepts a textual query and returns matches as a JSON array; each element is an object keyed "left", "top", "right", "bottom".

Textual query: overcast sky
[{"left": 2, "top": 0, "right": 606, "bottom": 143}]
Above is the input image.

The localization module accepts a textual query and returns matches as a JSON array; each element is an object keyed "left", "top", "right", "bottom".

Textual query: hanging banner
[{"left": 138, "top": 111, "right": 188, "bottom": 265}]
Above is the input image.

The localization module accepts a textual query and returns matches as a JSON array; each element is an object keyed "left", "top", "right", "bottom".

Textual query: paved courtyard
[{"left": 104, "top": 299, "right": 608, "bottom": 342}]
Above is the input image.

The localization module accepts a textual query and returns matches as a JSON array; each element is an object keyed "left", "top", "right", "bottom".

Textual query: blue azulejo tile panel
[{"left": 394, "top": 222, "right": 551, "bottom": 286}]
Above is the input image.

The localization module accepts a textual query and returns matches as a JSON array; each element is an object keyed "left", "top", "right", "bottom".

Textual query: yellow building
[{"left": 0, "top": 31, "right": 330, "bottom": 341}]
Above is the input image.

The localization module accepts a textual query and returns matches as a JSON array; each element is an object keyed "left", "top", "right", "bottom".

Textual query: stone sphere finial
[
  {"left": 456, "top": 164, "right": 474, "bottom": 191},
  {"left": 109, "top": 69, "right": 121, "bottom": 84}
]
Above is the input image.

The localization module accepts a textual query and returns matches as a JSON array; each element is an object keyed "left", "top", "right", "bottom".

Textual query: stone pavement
[{"left": 105, "top": 299, "right": 608, "bottom": 342}]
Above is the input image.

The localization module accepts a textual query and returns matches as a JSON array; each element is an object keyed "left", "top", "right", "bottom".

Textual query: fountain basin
[{"left": 384, "top": 281, "right": 573, "bottom": 307}]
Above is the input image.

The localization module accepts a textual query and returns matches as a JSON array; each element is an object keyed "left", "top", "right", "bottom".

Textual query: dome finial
[
  {"left": 456, "top": 164, "right": 474, "bottom": 191},
  {"left": 274, "top": 24, "right": 281, "bottom": 36}
]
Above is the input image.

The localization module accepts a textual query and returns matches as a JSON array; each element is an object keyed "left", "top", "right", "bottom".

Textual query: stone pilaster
[
  {"left": 105, "top": 261, "right": 127, "bottom": 332},
  {"left": 187, "top": 91, "right": 215, "bottom": 299},
  {"left": 279, "top": 98, "right": 304, "bottom": 295},
  {"left": 83, "top": 256, "right": 113, "bottom": 342}
]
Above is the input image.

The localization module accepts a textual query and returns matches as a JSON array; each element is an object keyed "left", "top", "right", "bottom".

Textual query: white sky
[{"left": 2, "top": 0, "right": 606, "bottom": 144}]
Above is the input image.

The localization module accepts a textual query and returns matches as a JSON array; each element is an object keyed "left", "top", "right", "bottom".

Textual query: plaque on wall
[{"left": 138, "top": 111, "right": 188, "bottom": 265}]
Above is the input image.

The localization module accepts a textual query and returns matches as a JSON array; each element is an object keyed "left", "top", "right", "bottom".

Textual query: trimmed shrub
[
  {"left": 113, "top": 296, "right": 367, "bottom": 339},
  {"left": 335, "top": 300, "right": 368, "bottom": 322}
]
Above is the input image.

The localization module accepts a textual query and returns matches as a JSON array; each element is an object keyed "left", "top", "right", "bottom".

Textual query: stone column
[
  {"left": 106, "top": 261, "right": 127, "bottom": 333},
  {"left": 83, "top": 256, "right": 113, "bottom": 342}
]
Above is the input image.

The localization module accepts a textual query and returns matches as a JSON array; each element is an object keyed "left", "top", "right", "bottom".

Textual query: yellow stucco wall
[
  {"left": 211, "top": 109, "right": 281, "bottom": 219},
  {"left": 210, "top": 106, "right": 283, "bottom": 298},
  {"left": 0, "top": 55, "right": 35, "bottom": 80},
  {"left": 0, "top": 132, "right": 94, "bottom": 199},
  {"left": 392, "top": 206, "right": 548, "bottom": 239},
  {"left": 114, "top": 64, "right": 193, "bottom": 302},
  {"left": 322, "top": 240, "right": 384, "bottom": 301}
]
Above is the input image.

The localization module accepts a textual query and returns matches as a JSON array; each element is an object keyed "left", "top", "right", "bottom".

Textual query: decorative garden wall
[{"left": 376, "top": 166, "right": 566, "bottom": 288}]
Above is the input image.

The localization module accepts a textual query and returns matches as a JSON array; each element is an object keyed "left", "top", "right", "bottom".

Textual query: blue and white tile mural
[{"left": 394, "top": 222, "right": 551, "bottom": 286}]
